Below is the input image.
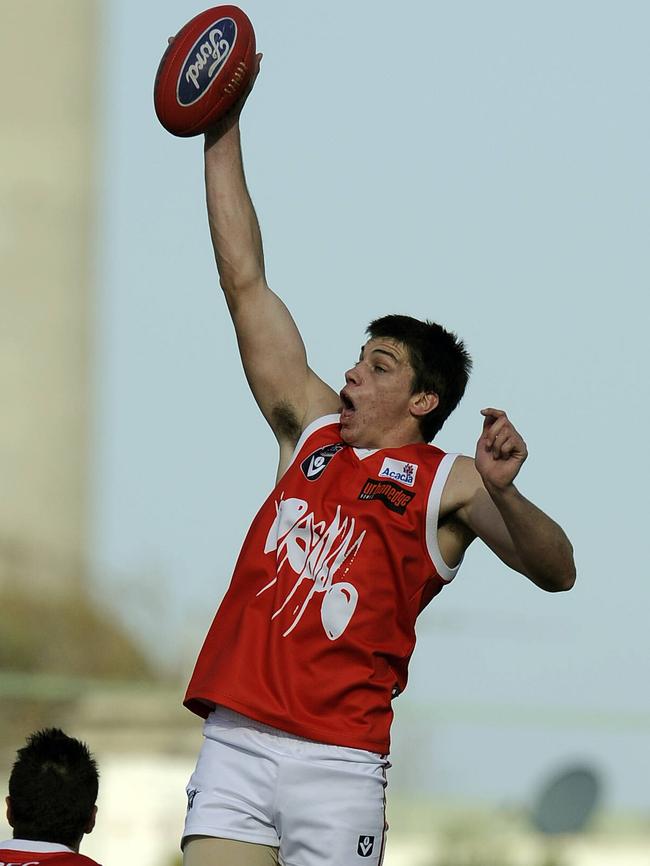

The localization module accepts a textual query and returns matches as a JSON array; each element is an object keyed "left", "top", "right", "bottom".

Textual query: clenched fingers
[{"left": 479, "top": 408, "right": 528, "bottom": 461}]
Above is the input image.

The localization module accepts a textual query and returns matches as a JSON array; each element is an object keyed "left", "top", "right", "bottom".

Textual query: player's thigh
[
  {"left": 279, "top": 748, "right": 388, "bottom": 866},
  {"left": 183, "top": 835, "right": 279, "bottom": 866}
]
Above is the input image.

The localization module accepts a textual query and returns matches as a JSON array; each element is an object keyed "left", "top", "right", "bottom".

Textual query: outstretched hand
[
  {"left": 205, "top": 51, "right": 263, "bottom": 144},
  {"left": 165, "top": 35, "right": 263, "bottom": 142},
  {"left": 475, "top": 408, "right": 528, "bottom": 490}
]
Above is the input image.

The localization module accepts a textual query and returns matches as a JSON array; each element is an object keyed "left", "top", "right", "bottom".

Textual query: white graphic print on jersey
[{"left": 259, "top": 495, "right": 366, "bottom": 640}]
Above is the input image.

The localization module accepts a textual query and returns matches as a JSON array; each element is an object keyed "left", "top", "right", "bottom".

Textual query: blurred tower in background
[{"left": 0, "top": 0, "right": 98, "bottom": 598}]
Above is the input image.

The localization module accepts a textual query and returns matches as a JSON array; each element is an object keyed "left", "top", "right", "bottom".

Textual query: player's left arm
[{"left": 450, "top": 408, "right": 576, "bottom": 592}]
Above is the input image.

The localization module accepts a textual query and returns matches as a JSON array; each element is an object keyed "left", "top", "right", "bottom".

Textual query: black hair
[
  {"left": 367, "top": 314, "right": 472, "bottom": 441},
  {"left": 8, "top": 728, "right": 99, "bottom": 849}
]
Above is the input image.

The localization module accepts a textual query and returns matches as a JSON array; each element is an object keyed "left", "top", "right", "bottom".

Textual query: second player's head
[{"left": 7, "top": 728, "right": 99, "bottom": 851}]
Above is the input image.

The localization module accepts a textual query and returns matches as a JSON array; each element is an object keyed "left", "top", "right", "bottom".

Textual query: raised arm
[
  {"left": 204, "top": 62, "right": 339, "bottom": 465},
  {"left": 445, "top": 408, "right": 576, "bottom": 592}
]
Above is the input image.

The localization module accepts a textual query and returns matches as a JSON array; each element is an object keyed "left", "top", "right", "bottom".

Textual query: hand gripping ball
[{"left": 154, "top": 6, "right": 256, "bottom": 137}]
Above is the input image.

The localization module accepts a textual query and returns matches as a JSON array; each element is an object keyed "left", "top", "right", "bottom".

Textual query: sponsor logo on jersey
[
  {"left": 186, "top": 787, "right": 198, "bottom": 811},
  {"left": 378, "top": 457, "right": 418, "bottom": 487},
  {"left": 358, "top": 478, "right": 415, "bottom": 514},
  {"left": 177, "top": 17, "right": 237, "bottom": 106},
  {"left": 301, "top": 442, "right": 344, "bottom": 481},
  {"left": 357, "top": 835, "right": 375, "bottom": 857}
]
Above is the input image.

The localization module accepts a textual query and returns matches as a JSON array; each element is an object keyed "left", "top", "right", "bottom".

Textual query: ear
[
  {"left": 410, "top": 390, "right": 439, "bottom": 418},
  {"left": 6, "top": 796, "right": 14, "bottom": 827},
  {"left": 85, "top": 805, "right": 97, "bottom": 835}
]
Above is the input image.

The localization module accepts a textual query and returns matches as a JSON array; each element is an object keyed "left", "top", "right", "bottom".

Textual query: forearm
[
  {"left": 486, "top": 482, "right": 576, "bottom": 592},
  {"left": 204, "top": 124, "right": 266, "bottom": 296}
]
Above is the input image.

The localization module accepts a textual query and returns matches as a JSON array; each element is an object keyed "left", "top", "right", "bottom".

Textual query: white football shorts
[{"left": 182, "top": 706, "right": 389, "bottom": 866}]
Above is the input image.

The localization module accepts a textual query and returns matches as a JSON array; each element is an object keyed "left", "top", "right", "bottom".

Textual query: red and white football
[{"left": 154, "top": 5, "right": 256, "bottom": 137}]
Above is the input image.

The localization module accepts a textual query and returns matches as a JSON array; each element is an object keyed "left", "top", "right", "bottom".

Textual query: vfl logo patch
[
  {"left": 177, "top": 17, "right": 237, "bottom": 106},
  {"left": 358, "top": 478, "right": 414, "bottom": 514},
  {"left": 357, "top": 835, "right": 375, "bottom": 857},
  {"left": 301, "top": 443, "right": 344, "bottom": 481},
  {"left": 378, "top": 457, "right": 418, "bottom": 487}
]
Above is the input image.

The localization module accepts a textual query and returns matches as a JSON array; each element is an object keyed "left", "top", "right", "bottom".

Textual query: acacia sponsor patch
[
  {"left": 301, "top": 442, "right": 344, "bottom": 481},
  {"left": 358, "top": 478, "right": 415, "bottom": 514},
  {"left": 378, "top": 457, "right": 418, "bottom": 487}
]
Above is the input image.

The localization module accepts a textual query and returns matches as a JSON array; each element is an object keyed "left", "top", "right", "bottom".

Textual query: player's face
[{"left": 339, "top": 338, "right": 424, "bottom": 449}]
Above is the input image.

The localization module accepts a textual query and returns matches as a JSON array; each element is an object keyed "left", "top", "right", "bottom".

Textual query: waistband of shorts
[
  {"left": 205, "top": 705, "right": 387, "bottom": 761},
  {"left": 206, "top": 705, "right": 321, "bottom": 741}
]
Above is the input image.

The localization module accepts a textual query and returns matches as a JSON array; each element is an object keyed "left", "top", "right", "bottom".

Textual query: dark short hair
[
  {"left": 367, "top": 314, "right": 472, "bottom": 441},
  {"left": 8, "top": 728, "right": 99, "bottom": 849}
]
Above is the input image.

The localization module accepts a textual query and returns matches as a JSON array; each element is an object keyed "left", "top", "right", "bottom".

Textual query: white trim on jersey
[
  {"left": 353, "top": 447, "right": 378, "bottom": 460},
  {"left": 286, "top": 417, "right": 463, "bottom": 583},
  {"left": 0, "top": 840, "right": 75, "bottom": 853},
  {"left": 286, "top": 414, "right": 341, "bottom": 471},
  {"left": 425, "top": 452, "right": 463, "bottom": 583}
]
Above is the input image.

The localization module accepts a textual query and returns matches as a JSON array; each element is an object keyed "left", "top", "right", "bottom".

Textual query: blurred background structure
[
  {"left": 0, "top": 0, "right": 150, "bottom": 682},
  {"left": 1, "top": 2, "right": 649, "bottom": 865},
  {"left": 1, "top": 0, "right": 94, "bottom": 601},
  {"left": 0, "top": 0, "right": 161, "bottom": 847}
]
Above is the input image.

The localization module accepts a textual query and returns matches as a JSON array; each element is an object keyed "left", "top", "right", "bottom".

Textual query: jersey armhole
[
  {"left": 285, "top": 413, "right": 341, "bottom": 471},
  {"left": 425, "top": 452, "right": 463, "bottom": 583}
]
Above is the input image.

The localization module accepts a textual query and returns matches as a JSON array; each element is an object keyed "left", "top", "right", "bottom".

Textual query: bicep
[{"left": 225, "top": 279, "right": 340, "bottom": 442}]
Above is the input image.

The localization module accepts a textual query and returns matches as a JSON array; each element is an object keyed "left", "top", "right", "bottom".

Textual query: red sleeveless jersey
[
  {"left": 185, "top": 415, "right": 462, "bottom": 753},
  {"left": 0, "top": 841, "right": 100, "bottom": 866}
]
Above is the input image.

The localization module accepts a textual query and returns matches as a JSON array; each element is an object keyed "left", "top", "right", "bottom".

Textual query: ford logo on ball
[{"left": 177, "top": 17, "right": 237, "bottom": 106}]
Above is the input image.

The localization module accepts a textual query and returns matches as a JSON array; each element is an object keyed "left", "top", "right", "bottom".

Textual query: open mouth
[{"left": 339, "top": 390, "right": 355, "bottom": 414}]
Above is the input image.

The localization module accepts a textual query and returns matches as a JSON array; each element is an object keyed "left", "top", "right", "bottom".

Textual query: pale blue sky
[{"left": 93, "top": 0, "right": 649, "bottom": 809}]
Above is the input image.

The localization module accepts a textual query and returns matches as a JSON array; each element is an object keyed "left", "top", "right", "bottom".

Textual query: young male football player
[{"left": 180, "top": 57, "right": 575, "bottom": 866}]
